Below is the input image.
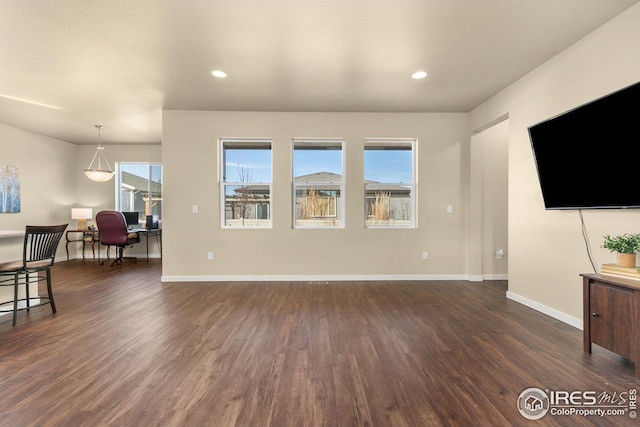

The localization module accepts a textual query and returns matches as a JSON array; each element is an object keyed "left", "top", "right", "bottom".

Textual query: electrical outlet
[
  {"left": 192, "top": 205, "right": 199, "bottom": 213},
  {"left": 446, "top": 205, "right": 453, "bottom": 214},
  {"left": 207, "top": 252, "right": 214, "bottom": 260},
  {"left": 422, "top": 251, "right": 429, "bottom": 260}
]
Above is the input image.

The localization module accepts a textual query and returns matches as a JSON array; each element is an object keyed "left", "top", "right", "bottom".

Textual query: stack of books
[{"left": 601, "top": 263, "right": 640, "bottom": 279}]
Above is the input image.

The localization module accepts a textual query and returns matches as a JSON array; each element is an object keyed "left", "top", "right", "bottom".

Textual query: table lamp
[{"left": 71, "top": 208, "right": 93, "bottom": 230}]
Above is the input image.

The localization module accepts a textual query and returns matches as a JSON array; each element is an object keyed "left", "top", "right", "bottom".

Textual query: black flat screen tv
[{"left": 528, "top": 80, "right": 640, "bottom": 210}]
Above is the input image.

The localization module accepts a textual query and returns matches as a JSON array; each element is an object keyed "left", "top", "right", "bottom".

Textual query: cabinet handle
[{"left": 592, "top": 312, "right": 600, "bottom": 318}]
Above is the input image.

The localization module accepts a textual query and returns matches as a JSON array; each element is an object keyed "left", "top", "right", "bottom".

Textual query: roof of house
[
  {"left": 294, "top": 172, "right": 342, "bottom": 183},
  {"left": 122, "top": 171, "right": 162, "bottom": 196},
  {"left": 225, "top": 172, "right": 410, "bottom": 196}
]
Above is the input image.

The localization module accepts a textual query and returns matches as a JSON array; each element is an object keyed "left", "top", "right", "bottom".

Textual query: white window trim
[
  {"left": 364, "top": 138, "right": 416, "bottom": 229},
  {"left": 220, "top": 138, "right": 273, "bottom": 229},
  {"left": 115, "top": 162, "right": 163, "bottom": 222},
  {"left": 292, "top": 138, "right": 345, "bottom": 229}
]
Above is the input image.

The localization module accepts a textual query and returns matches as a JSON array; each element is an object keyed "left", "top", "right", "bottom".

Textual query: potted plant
[{"left": 602, "top": 233, "right": 640, "bottom": 267}]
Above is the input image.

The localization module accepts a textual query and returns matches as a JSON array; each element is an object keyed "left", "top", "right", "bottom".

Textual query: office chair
[
  {"left": 0, "top": 224, "right": 68, "bottom": 326},
  {"left": 95, "top": 210, "right": 140, "bottom": 266}
]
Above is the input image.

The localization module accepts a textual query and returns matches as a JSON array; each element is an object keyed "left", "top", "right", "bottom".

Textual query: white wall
[
  {"left": 470, "top": 119, "right": 509, "bottom": 281},
  {"left": 162, "top": 111, "right": 474, "bottom": 280},
  {"left": 470, "top": 3, "right": 640, "bottom": 327},
  {"left": 0, "top": 124, "right": 76, "bottom": 258}
]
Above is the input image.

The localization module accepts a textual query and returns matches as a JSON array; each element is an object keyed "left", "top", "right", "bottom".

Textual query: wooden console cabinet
[{"left": 581, "top": 273, "right": 640, "bottom": 378}]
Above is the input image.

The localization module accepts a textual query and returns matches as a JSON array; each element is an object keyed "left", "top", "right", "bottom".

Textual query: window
[
  {"left": 221, "top": 139, "right": 272, "bottom": 228},
  {"left": 293, "top": 139, "right": 344, "bottom": 228},
  {"left": 364, "top": 139, "right": 415, "bottom": 228},
  {"left": 116, "top": 163, "right": 163, "bottom": 225}
]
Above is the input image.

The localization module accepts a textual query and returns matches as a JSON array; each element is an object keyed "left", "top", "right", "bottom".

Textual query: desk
[
  {"left": 131, "top": 228, "right": 162, "bottom": 262},
  {"left": 96, "top": 228, "right": 161, "bottom": 264},
  {"left": 65, "top": 230, "right": 98, "bottom": 261},
  {"left": 0, "top": 230, "right": 24, "bottom": 238},
  {"left": 0, "top": 230, "right": 25, "bottom": 263}
]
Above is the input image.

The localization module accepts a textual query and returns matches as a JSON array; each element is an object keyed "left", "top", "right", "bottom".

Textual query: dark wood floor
[{"left": 0, "top": 260, "right": 638, "bottom": 427}]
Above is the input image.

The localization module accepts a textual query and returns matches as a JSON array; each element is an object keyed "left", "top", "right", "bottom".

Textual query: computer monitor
[
  {"left": 122, "top": 211, "right": 140, "bottom": 228},
  {"left": 146, "top": 214, "right": 159, "bottom": 229}
]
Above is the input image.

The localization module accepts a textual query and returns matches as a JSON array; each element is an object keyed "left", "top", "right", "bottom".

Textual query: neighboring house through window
[
  {"left": 115, "top": 163, "right": 163, "bottom": 225},
  {"left": 364, "top": 139, "right": 416, "bottom": 228},
  {"left": 221, "top": 138, "right": 272, "bottom": 228},
  {"left": 293, "top": 138, "right": 344, "bottom": 228}
]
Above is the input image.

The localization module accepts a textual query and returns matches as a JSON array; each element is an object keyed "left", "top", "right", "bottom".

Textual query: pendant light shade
[{"left": 84, "top": 125, "right": 114, "bottom": 182}]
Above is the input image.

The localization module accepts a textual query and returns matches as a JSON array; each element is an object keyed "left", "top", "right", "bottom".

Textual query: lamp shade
[
  {"left": 71, "top": 208, "right": 93, "bottom": 220},
  {"left": 71, "top": 208, "right": 93, "bottom": 230},
  {"left": 84, "top": 168, "right": 114, "bottom": 182}
]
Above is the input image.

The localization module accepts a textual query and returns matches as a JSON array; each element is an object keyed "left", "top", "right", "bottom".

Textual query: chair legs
[
  {"left": 25, "top": 273, "right": 30, "bottom": 311},
  {"left": 101, "top": 246, "right": 137, "bottom": 266},
  {"left": 109, "top": 247, "right": 125, "bottom": 266},
  {"left": 47, "top": 271, "right": 56, "bottom": 314},
  {"left": 0, "top": 224, "right": 66, "bottom": 326},
  {"left": 12, "top": 274, "right": 19, "bottom": 326},
  {"left": 101, "top": 247, "right": 123, "bottom": 266},
  {"left": 4, "top": 271, "right": 56, "bottom": 326}
]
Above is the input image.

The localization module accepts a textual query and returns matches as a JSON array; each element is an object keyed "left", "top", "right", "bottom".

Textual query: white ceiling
[{"left": 0, "top": 0, "right": 637, "bottom": 145}]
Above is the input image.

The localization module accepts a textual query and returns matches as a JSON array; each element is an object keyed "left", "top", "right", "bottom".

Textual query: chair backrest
[
  {"left": 96, "top": 210, "right": 129, "bottom": 246},
  {"left": 23, "top": 224, "right": 68, "bottom": 267}
]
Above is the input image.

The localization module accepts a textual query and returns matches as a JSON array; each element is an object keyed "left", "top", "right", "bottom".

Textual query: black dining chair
[{"left": 0, "top": 224, "right": 68, "bottom": 326}]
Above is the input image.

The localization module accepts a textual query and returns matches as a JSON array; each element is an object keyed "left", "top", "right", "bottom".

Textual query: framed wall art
[{"left": 1, "top": 164, "right": 21, "bottom": 213}]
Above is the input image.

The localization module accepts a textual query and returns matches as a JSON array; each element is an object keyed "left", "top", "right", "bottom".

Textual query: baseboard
[
  {"left": 483, "top": 273, "right": 508, "bottom": 281},
  {"left": 506, "top": 290, "right": 582, "bottom": 330},
  {"left": 63, "top": 254, "right": 161, "bottom": 262},
  {"left": 161, "top": 273, "right": 470, "bottom": 282}
]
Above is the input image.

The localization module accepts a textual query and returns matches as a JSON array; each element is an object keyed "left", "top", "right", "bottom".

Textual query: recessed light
[
  {"left": 211, "top": 70, "right": 228, "bottom": 78},
  {"left": 411, "top": 71, "right": 428, "bottom": 79}
]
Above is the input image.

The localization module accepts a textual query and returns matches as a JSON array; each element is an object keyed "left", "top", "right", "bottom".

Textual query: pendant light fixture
[{"left": 84, "top": 124, "right": 114, "bottom": 182}]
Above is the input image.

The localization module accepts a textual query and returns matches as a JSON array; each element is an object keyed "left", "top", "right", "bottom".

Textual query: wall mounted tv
[{"left": 528, "top": 80, "right": 640, "bottom": 210}]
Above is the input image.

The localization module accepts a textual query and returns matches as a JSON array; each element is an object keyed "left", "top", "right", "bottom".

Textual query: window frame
[
  {"left": 220, "top": 138, "right": 273, "bottom": 229},
  {"left": 292, "top": 138, "right": 345, "bottom": 229},
  {"left": 115, "top": 162, "right": 163, "bottom": 226},
  {"left": 364, "top": 138, "right": 416, "bottom": 229}
]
